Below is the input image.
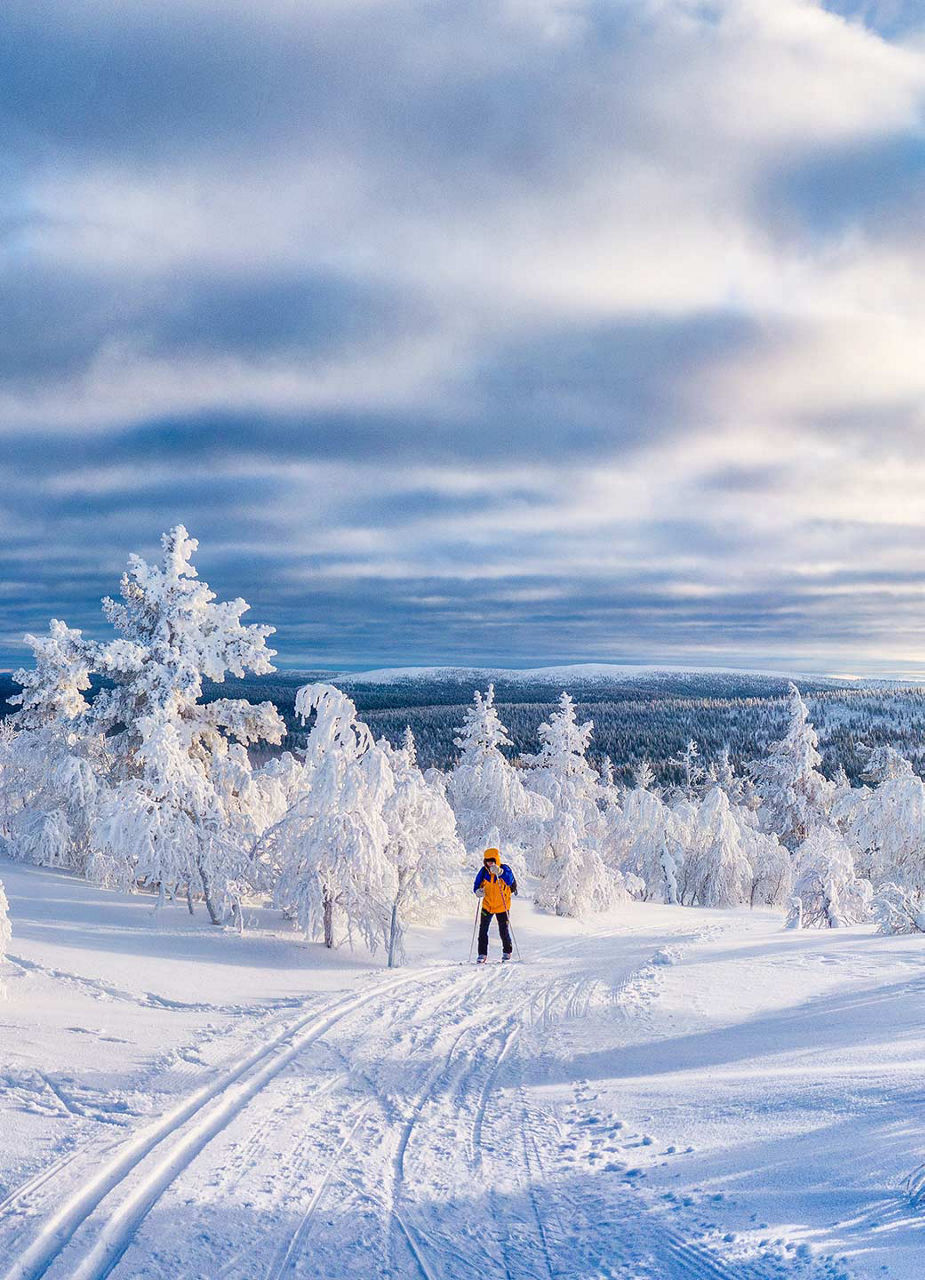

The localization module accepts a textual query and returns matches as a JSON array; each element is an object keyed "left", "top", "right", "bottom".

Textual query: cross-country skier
[{"left": 473, "top": 848, "right": 517, "bottom": 963}]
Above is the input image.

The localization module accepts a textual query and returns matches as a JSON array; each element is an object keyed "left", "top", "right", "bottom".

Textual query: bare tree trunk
[
  {"left": 323, "top": 891, "right": 334, "bottom": 949},
  {"left": 186, "top": 882, "right": 195, "bottom": 915},
  {"left": 197, "top": 858, "right": 223, "bottom": 927},
  {"left": 387, "top": 899, "right": 400, "bottom": 968}
]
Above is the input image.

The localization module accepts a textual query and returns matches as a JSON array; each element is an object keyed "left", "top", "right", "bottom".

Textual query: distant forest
[{"left": 6, "top": 668, "right": 925, "bottom": 787}]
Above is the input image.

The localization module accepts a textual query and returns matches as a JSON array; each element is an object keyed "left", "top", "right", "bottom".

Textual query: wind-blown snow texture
[{"left": 1, "top": 857, "right": 921, "bottom": 1280}]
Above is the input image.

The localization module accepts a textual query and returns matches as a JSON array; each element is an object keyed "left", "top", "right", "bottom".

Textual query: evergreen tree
[
  {"left": 525, "top": 693, "right": 623, "bottom": 916},
  {"left": 272, "top": 684, "right": 397, "bottom": 951},
  {"left": 791, "top": 826, "right": 872, "bottom": 928},
  {"left": 843, "top": 749, "right": 925, "bottom": 893},
  {"left": 9, "top": 528, "right": 285, "bottom": 921},
  {"left": 677, "top": 786, "right": 754, "bottom": 908},
  {"left": 0, "top": 876, "right": 9, "bottom": 999},
  {"left": 749, "top": 684, "right": 833, "bottom": 850},
  {"left": 380, "top": 730, "right": 465, "bottom": 965},
  {"left": 446, "top": 685, "right": 550, "bottom": 857}
]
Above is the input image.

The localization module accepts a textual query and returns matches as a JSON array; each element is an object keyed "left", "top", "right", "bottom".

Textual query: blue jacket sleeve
[
  {"left": 473, "top": 868, "right": 486, "bottom": 893},
  {"left": 500, "top": 865, "right": 516, "bottom": 889}
]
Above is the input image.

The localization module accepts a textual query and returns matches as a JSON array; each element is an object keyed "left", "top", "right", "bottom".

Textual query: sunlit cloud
[{"left": 1, "top": 0, "right": 924, "bottom": 672}]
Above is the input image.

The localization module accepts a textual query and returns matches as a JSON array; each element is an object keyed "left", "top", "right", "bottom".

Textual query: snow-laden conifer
[
  {"left": 525, "top": 693, "right": 623, "bottom": 916},
  {"left": 272, "top": 684, "right": 397, "bottom": 952},
  {"left": 838, "top": 748, "right": 925, "bottom": 893},
  {"left": 0, "top": 877, "right": 9, "bottom": 998},
  {"left": 677, "top": 786, "right": 754, "bottom": 908},
  {"left": 675, "top": 739, "right": 705, "bottom": 802},
  {"left": 380, "top": 729, "right": 465, "bottom": 965},
  {"left": 6, "top": 621, "right": 104, "bottom": 871},
  {"left": 791, "top": 826, "right": 872, "bottom": 928},
  {"left": 446, "top": 685, "right": 550, "bottom": 858},
  {"left": 613, "top": 773, "right": 681, "bottom": 904},
  {"left": 749, "top": 684, "right": 833, "bottom": 850},
  {"left": 10, "top": 528, "right": 285, "bottom": 920}
]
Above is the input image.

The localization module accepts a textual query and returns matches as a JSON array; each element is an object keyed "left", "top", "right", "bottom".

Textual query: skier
[{"left": 473, "top": 848, "right": 517, "bottom": 963}]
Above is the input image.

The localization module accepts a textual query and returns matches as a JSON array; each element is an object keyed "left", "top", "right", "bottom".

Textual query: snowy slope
[{"left": 1, "top": 858, "right": 922, "bottom": 1279}]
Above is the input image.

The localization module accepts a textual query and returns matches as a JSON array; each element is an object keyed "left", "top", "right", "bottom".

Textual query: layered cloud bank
[{"left": 1, "top": 0, "right": 924, "bottom": 671}]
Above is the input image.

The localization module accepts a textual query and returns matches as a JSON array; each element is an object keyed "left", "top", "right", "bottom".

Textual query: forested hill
[{"left": 8, "top": 665, "right": 925, "bottom": 788}]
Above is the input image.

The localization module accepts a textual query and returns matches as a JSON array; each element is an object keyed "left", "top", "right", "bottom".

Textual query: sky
[{"left": 1, "top": 0, "right": 924, "bottom": 675}]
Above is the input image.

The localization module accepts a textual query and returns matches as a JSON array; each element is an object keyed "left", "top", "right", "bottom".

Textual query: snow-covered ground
[{"left": 0, "top": 858, "right": 923, "bottom": 1280}]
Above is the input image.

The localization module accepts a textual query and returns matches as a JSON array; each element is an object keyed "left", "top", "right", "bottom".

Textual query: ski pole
[
  {"left": 468, "top": 898, "right": 481, "bottom": 963},
  {"left": 507, "top": 912, "right": 522, "bottom": 963}
]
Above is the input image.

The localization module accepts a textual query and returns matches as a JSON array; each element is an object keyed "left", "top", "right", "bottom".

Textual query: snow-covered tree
[
  {"left": 9, "top": 528, "right": 285, "bottom": 921},
  {"left": 272, "top": 684, "right": 397, "bottom": 952},
  {"left": 791, "top": 826, "right": 872, "bottom": 928},
  {"left": 612, "top": 775, "right": 681, "bottom": 904},
  {"left": 446, "top": 685, "right": 550, "bottom": 859},
  {"left": 380, "top": 730, "right": 465, "bottom": 965},
  {"left": 677, "top": 786, "right": 754, "bottom": 909},
  {"left": 6, "top": 621, "right": 106, "bottom": 872},
  {"left": 872, "top": 883, "right": 925, "bottom": 935},
  {"left": 746, "top": 821, "right": 792, "bottom": 908},
  {"left": 842, "top": 750, "right": 925, "bottom": 893},
  {"left": 523, "top": 694, "right": 623, "bottom": 916},
  {"left": 675, "top": 739, "right": 705, "bottom": 802},
  {"left": 0, "top": 877, "right": 9, "bottom": 998},
  {"left": 749, "top": 684, "right": 833, "bottom": 850}
]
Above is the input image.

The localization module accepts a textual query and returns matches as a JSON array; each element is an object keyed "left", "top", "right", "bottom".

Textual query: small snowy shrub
[
  {"left": 872, "top": 883, "right": 925, "bottom": 935},
  {"left": 792, "top": 826, "right": 872, "bottom": 928}
]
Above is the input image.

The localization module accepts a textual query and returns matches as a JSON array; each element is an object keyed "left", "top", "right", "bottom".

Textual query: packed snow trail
[
  {"left": 3, "top": 861, "right": 907, "bottom": 1279},
  {"left": 5, "top": 932, "right": 833, "bottom": 1280}
]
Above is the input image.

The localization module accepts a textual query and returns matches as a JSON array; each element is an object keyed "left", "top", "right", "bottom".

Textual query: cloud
[{"left": 2, "top": 0, "right": 925, "bottom": 673}]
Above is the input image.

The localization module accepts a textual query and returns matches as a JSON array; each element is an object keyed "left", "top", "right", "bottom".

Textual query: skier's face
[{"left": 484, "top": 860, "right": 496, "bottom": 875}]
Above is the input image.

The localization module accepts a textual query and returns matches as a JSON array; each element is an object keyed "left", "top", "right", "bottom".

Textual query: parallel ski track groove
[
  {"left": 2, "top": 964, "right": 459, "bottom": 1280},
  {"left": 263, "top": 1104, "right": 370, "bottom": 1280}
]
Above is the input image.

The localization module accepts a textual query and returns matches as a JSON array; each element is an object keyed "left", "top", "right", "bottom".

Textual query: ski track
[
  {"left": 2, "top": 928, "right": 830, "bottom": 1280},
  {"left": 1, "top": 964, "right": 460, "bottom": 1280},
  {"left": 262, "top": 1104, "right": 370, "bottom": 1280},
  {"left": 4, "top": 953, "right": 303, "bottom": 1016}
]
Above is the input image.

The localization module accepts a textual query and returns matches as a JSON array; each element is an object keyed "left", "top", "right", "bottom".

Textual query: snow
[
  {"left": 1, "top": 856, "right": 922, "bottom": 1279},
  {"left": 338, "top": 662, "right": 848, "bottom": 685}
]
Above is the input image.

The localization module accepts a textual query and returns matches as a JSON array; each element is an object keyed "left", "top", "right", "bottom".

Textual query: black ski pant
[{"left": 478, "top": 908, "right": 512, "bottom": 958}]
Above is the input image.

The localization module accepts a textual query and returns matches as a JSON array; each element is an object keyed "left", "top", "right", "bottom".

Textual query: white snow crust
[{"left": 1, "top": 856, "right": 921, "bottom": 1280}]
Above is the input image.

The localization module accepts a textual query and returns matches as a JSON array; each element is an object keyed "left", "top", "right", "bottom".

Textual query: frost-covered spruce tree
[
  {"left": 0, "top": 877, "right": 10, "bottom": 998},
  {"left": 749, "top": 683, "right": 833, "bottom": 850},
  {"left": 611, "top": 762, "right": 681, "bottom": 904},
  {"left": 272, "top": 684, "right": 397, "bottom": 951},
  {"left": 89, "top": 527, "right": 284, "bottom": 921},
  {"left": 446, "top": 685, "right": 550, "bottom": 858},
  {"left": 675, "top": 739, "right": 705, "bottom": 802},
  {"left": 525, "top": 693, "right": 623, "bottom": 916},
  {"left": 14, "top": 528, "right": 285, "bottom": 920},
  {"left": 677, "top": 786, "right": 754, "bottom": 909},
  {"left": 791, "top": 826, "right": 872, "bottom": 928},
  {"left": 380, "top": 730, "right": 465, "bottom": 965},
  {"left": 6, "top": 620, "right": 104, "bottom": 871},
  {"left": 844, "top": 747, "right": 925, "bottom": 892}
]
